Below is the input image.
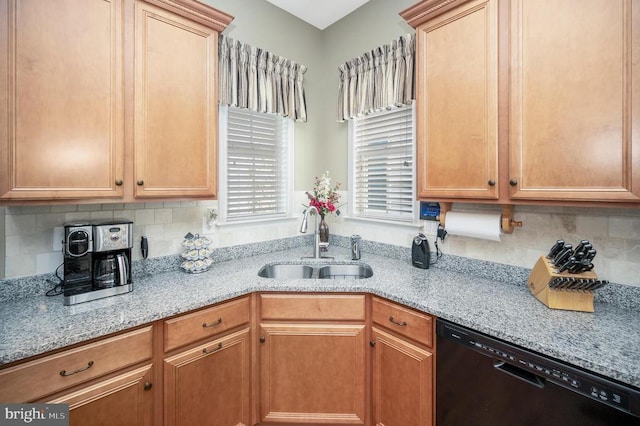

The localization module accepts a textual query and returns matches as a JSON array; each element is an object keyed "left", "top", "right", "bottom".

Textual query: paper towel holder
[
  {"left": 437, "top": 202, "right": 523, "bottom": 234},
  {"left": 500, "top": 205, "right": 523, "bottom": 234}
]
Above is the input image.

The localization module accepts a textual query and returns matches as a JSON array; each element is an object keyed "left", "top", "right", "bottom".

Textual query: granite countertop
[{"left": 1, "top": 242, "right": 639, "bottom": 389}]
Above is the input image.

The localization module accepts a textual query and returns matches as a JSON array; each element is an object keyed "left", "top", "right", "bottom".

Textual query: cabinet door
[
  {"left": 0, "top": 0, "right": 124, "bottom": 199},
  {"left": 259, "top": 323, "right": 366, "bottom": 424},
  {"left": 48, "top": 364, "right": 153, "bottom": 426},
  {"left": 509, "top": 0, "right": 640, "bottom": 202},
  {"left": 134, "top": 0, "right": 218, "bottom": 198},
  {"left": 164, "top": 328, "right": 251, "bottom": 426},
  {"left": 371, "top": 328, "right": 433, "bottom": 426},
  {"left": 415, "top": 0, "right": 499, "bottom": 199}
]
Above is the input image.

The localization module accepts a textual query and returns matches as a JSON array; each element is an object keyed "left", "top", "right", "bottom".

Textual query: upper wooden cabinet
[
  {"left": 0, "top": 0, "right": 233, "bottom": 202},
  {"left": 508, "top": 0, "right": 640, "bottom": 202},
  {"left": 402, "top": 0, "right": 640, "bottom": 204},
  {"left": 408, "top": 0, "right": 499, "bottom": 200},
  {"left": 0, "top": 0, "right": 125, "bottom": 200},
  {"left": 133, "top": 0, "right": 221, "bottom": 198}
]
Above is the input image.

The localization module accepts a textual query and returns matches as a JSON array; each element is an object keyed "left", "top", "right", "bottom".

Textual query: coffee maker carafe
[
  {"left": 94, "top": 253, "right": 129, "bottom": 289},
  {"left": 92, "top": 221, "right": 132, "bottom": 289},
  {"left": 62, "top": 220, "right": 133, "bottom": 305}
]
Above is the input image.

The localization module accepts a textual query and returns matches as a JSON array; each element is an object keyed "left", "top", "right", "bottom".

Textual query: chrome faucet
[
  {"left": 351, "top": 234, "right": 362, "bottom": 260},
  {"left": 300, "top": 206, "right": 330, "bottom": 259}
]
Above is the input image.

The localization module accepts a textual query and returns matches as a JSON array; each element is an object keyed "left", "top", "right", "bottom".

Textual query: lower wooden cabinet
[
  {"left": 49, "top": 364, "right": 154, "bottom": 426},
  {"left": 370, "top": 297, "right": 435, "bottom": 426},
  {"left": 164, "top": 328, "right": 251, "bottom": 426},
  {"left": 1, "top": 294, "right": 436, "bottom": 426},
  {"left": 0, "top": 326, "right": 154, "bottom": 425},
  {"left": 371, "top": 328, "right": 433, "bottom": 426},
  {"left": 258, "top": 323, "right": 367, "bottom": 424}
]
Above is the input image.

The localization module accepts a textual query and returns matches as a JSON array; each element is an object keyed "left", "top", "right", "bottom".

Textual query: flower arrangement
[{"left": 305, "top": 171, "right": 342, "bottom": 216}]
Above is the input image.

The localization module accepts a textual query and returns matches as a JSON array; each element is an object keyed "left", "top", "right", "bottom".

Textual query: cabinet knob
[
  {"left": 370, "top": 340, "right": 376, "bottom": 347},
  {"left": 115, "top": 179, "right": 123, "bottom": 186},
  {"left": 144, "top": 382, "right": 153, "bottom": 391},
  {"left": 137, "top": 180, "right": 144, "bottom": 186},
  {"left": 488, "top": 179, "right": 496, "bottom": 186},
  {"left": 260, "top": 336, "right": 266, "bottom": 343},
  {"left": 509, "top": 179, "right": 518, "bottom": 186}
]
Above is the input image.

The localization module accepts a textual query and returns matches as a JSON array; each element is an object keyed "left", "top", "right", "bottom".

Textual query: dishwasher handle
[{"left": 493, "top": 360, "right": 545, "bottom": 389}]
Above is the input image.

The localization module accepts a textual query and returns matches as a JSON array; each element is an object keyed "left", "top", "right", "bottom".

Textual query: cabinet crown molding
[
  {"left": 144, "top": 0, "right": 234, "bottom": 31},
  {"left": 400, "top": 0, "right": 474, "bottom": 28}
]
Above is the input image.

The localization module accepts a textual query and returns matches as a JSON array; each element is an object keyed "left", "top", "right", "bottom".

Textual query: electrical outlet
[
  {"left": 53, "top": 227, "right": 64, "bottom": 252},
  {"left": 202, "top": 209, "right": 218, "bottom": 234}
]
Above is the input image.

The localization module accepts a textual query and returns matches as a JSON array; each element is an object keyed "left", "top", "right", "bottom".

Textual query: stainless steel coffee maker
[{"left": 62, "top": 220, "right": 133, "bottom": 305}]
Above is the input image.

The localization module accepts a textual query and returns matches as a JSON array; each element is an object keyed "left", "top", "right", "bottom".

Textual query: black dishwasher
[{"left": 436, "top": 319, "right": 640, "bottom": 425}]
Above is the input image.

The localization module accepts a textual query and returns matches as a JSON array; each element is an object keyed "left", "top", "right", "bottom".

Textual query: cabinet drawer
[
  {"left": 260, "top": 294, "right": 366, "bottom": 321},
  {"left": 164, "top": 296, "right": 250, "bottom": 352},
  {"left": 372, "top": 297, "right": 433, "bottom": 347},
  {"left": 0, "top": 326, "right": 153, "bottom": 403}
]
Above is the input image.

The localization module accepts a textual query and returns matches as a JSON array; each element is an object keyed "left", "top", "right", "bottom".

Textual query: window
[
  {"left": 219, "top": 106, "right": 293, "bottom": 222},
  {"left": 349, "top": 105, "right": 415, "bottom": 222}
]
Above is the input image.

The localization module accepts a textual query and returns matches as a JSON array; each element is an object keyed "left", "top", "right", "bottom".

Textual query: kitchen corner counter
[{"left": 1, "top": 245, "right": 639, "bottom": 389}]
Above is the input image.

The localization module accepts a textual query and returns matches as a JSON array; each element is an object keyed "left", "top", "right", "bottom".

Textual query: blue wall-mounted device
[{"left": 419, "top": 201, "right": 440, "bottom": 221}]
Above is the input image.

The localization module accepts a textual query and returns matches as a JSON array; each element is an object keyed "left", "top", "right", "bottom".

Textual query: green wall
[{"left": 205, "top": 0, "right": 414, "bottom": 190}]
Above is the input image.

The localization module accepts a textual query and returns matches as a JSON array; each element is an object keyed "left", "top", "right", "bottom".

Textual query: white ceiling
[{"left": 265, "top": 0, "right": 371, "bottom": 30}]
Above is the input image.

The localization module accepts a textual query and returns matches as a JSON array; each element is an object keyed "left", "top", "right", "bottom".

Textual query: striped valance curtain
[
  {"left": 218, "top": 34, "right": 308, "bottom": 122},
  {"left": 337, "top": 34, "right": 415, "bottom": 122}
]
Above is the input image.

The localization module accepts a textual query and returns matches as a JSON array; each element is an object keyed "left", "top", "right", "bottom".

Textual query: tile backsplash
[
  {"left": 2, "top": 198, "right": 639, "bottom": 287},
  {"left": 2, "top": 200, "right": 299, "bottom": 279},
  {"left": 423, "top": 204, "right": 640, "bottom": 287}
]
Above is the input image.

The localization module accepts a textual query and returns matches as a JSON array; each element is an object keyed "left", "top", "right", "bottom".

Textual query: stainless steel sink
[
  {"left": 257, "top": 263, "right": 373, "bottom": 279},
  {"left": 317, "top": 264, "right": 373, "bottom": 279},
  {"left": 257, "top": 264, "right": 314, "bottom": 279}
]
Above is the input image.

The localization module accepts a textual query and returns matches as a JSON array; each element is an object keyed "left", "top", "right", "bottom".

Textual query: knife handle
[
  {"left": 574, "top": 240, "right": 590, "bottom": 254},
  {"left": 558, "top": 257, "right": 576, "bottom": 273},
  {"left": 553, "top": 245, "right": 573, "bottom": 266},
  {"left": 546, "top": 240, "right": 565, "bottom": 258},
  {"left": 588, "top": 280, "right": 608, "bottom": 291}
]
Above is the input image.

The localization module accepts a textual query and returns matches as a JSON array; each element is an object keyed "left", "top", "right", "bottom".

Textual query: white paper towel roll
[{"left": 445, "top": 211, "right": 502, "bottom": 241}]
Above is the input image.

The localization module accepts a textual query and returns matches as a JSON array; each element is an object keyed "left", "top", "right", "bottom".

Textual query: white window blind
[
  {"left": 351, "top": 105, "right": 415, "bottom": 222},
  {"left": 222, "top": 106, "right": 291, "bottom": 221}
]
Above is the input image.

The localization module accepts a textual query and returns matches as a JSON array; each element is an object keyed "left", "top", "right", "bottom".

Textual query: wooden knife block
[{"left": 528, "top": 256, "right": 597, "bottom": 313}]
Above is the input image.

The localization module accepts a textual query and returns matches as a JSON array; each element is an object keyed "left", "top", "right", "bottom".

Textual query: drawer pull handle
[
  {"left": 202, "top": 318, "right": 223, "bottom": 328},
  {"left": 389, "top": 316, "right": 407, "bottom": 327},
  {"left": 202, "top": 343, "right": 223, "bottom": 354},
  {"left": 60, "top": 360, "right": 94, "bottom": 377},
  {"left": 144, "top": 382, "right": 153, "bottom": 391}
]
